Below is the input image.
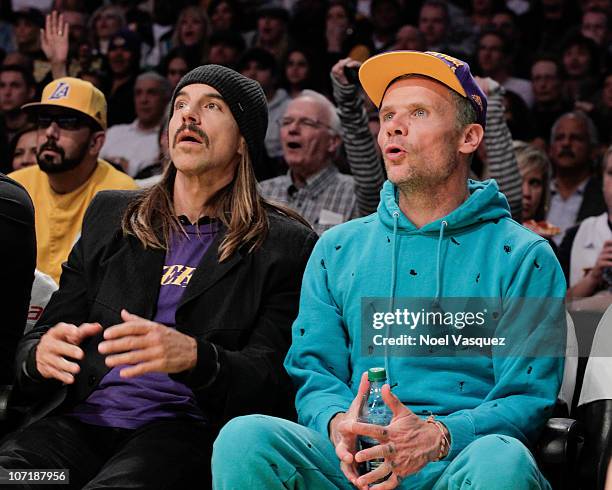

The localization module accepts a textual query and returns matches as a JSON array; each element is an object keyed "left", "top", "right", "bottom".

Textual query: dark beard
[{"left": 36, "top": 139, "right": 89, "bottom": 174}]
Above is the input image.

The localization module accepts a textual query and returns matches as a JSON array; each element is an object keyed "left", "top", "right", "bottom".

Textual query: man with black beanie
[{"left": 0, "top": 65, "right": 316, "bottom": 489}]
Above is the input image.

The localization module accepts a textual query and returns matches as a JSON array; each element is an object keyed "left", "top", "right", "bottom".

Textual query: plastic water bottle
[{"left": 358, "top": 367, "right": 393, "bottom": 477}]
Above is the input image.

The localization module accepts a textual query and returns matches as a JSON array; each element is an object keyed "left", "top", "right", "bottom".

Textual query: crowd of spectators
[{"left": 0, "top": 0, "right": 608, "bottom": 176}]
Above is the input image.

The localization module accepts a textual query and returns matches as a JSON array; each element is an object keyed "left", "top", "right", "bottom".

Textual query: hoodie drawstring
[
  {"left": 433, "top": 221, "right": 448, "bottom": 306},
  {"left": 384, "top": 211, "right": 400, "bottom": 386}
]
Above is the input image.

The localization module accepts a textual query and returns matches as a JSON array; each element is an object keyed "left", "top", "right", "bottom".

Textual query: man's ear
[
  {"left": 328, "top": 133, "right": 342, "bottom": 154},
  {"left": 458, "top": 123, "right": 484, "bottom": 156},
  {"left": 89, "top": 131, "right": 106, "bottom": 156}
]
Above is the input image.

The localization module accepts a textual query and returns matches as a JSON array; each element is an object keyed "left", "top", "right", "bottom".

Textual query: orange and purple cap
[{"left": 359, "top": 51, "right": 487, "bottom": 128}]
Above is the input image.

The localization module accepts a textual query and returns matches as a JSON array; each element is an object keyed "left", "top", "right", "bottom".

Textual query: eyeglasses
[
  {"left": 37, "top": 114, "right": 90, "bottom": 131},
  {"left": 277, "top": 117, "right": 332, "bottom": 130}
]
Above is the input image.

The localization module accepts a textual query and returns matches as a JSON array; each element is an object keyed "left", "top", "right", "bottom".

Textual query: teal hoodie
[{"left": 284, "top": 179, "right": 566, "bottom": 460}]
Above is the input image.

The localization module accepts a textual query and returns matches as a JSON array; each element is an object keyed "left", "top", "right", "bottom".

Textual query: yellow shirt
[{"left": 10, "top": 160, "right": 138, "bottom": 284}]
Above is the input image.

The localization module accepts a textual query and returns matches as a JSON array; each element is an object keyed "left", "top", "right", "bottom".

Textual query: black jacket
[
  {"left": 15, "top": 190, "right": 317, "bottom": 433},
  {"left": 0, "top": 174, "right": 35, "bottom": 386}
]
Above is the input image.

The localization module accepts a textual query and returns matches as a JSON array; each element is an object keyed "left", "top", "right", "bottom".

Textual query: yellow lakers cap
[
  {"left": 359, "top": 51, "right": 487, "bottom": 128},
  {"left": 22, "top": 77, "right": 107, "bottom": 130}
]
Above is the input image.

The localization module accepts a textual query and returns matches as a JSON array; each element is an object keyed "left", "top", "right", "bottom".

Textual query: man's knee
[
  {"left": 213, "top": 415, "right": 283, "bottom": 464},
  {"left": 453, "top": 434, "right": 544, "bottom": 488}
]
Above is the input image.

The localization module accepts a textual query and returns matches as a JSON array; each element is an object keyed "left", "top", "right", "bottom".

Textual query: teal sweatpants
[{"left": 212, "top": 415, "right": 551, "bottom": 490}]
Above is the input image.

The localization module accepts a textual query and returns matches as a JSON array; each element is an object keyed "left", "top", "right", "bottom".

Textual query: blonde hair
[
  {"left": 515, "top": 143, "right": 552, "bottom": 221},
  {"left": 172, "top": 6, "right": 211, "bottom": 64}
]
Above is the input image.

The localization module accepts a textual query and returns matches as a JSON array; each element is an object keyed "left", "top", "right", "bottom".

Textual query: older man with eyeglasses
[
  {"left": 259, "top": 89, "right": 385, "bottom": 235},
  {"left": 9, "top": 77, "right": 137, "bottom": 284}
]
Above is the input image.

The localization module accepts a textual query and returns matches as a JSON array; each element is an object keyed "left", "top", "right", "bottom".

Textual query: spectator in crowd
[
  {"left": 0, "top": 64, "right": 316, "bottom": 489},
  {"left": 531, "top": 56, "right": 573, "bottom": 143},
  {"left": 159, "top": 47, "right": 192, "bottom": 90},
  {"left": 501, "top": 89, "right": 536, "bottom": 142},
  {"left": 101, "top": 72, "right": 171, "bottom": 178},
  {"left": 106, "top": 29, "right": 141, "bottom": 127},
  {"left": 418, "top": 0, "right": 470, "bottom": 59},
  {"left": 134, "top": 111, "right": 170, "bottom": 188},
  {"left": 491, "top": 8, "right": 532, "bottom": 77},
  {"left": 281, "top": 46, "right": 324, "bottom": 99},
  {"left": 213, "top": 50, "right": 565, "bottom": 490},
  {"left": 10, "top": 123, "right": 37, "bottom": 171},
  {"left": 9, "top": 77, "right": 137, "bottom": 284},
  {"left": 469, "top": 0, "right": 504, "bottom": 30},
  {"left": 259, "top": 87, "right": 385, "bottom": 234},
  {"left": 207, "top": 30, "right": 246, "bottom": 69},
  {"left": 514, "top": 143, "right": 562, "bottom": 252},
  {"left": 207, "top": 0, "right": 242, "bottom": 33},
  {"left": 171, "top": 6, "right": 211, "bottom": 67},
  {"left": 88, "top": 5, "right": 125, "bottom": 57},
  {"left": 547, "top": 111, "right": 606, "bottom": 245},
  {"left": 239, "top": 48, "right": 290, "bottom": 162},
  {"left": 476, "top": 28, "right": 534, "bottom": 108},
  {"left": 325, "top": 0, "right": 373, "bottom": 68},
  {"left": 0, "top": 64, "right": 35, "bottom": 142},
  {"left": 369, "top": 0, "right": 402, "bottom": 52},
  {"left": 560, "top": 32, "right": 602, "bottom": 102},
  {"left": 581, "top": 8, "right": 610, "bottom": 48},
  {"left": 246, "top": 3, "right": 290, "bottom": 63},
  {"left": 0, "top": 173, "right": 35, "bottom": 386},
  {"left": 590, "top": 72, "right": 612, "bottom": 145},
  {"left": 141, "top": 0, "right": 180, "bottom": 69},
  {"left": 12, "top": 8, "right": 46, "bottom": 82},
  {"left": 517, "top": 143, "right": 553, "bottom": 223},
  {"left": 392, "top": 25, "right": 426, "bottom": 51},
  {"left": 561, "top": 145, "right": 612, "bottom": 298}
]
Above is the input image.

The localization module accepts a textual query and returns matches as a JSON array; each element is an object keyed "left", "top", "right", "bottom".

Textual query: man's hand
[
  {"left": 352, "top": 385, "right": 445, "bottom": 489},
  {"left": 41, "top": 11, "right": 69, "bottom": 75},
  {"left": 331, "top": 57, "right": 361, "bottom": 86},
  {"left": 36, "top": 322, "right": 103, "bottom": 384},
  {"left": 98, "top": 309, "right": 197, "bottom": 378},
  {"left": 329, "top": 371, "right": 370, "bottom": 486},
  {"left": 586, "top": 240, "right": 612, "bottom": 285}
]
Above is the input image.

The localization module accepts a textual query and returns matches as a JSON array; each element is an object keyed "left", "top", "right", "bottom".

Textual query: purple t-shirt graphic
[{"left": 70, "top": 219, "right": 218, "bottom": 429}]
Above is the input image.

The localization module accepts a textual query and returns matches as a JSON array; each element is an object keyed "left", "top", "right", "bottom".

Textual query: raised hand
[{"left": 41, "top": 11, "right": 69, "bottom": 79}]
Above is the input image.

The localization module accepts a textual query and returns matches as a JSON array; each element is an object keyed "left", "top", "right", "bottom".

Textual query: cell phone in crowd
[{"left": 343, "top": 65, "right": 360, "bottom": 86}]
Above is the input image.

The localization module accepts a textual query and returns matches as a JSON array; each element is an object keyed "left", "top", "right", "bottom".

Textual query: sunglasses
[{"left": 37, "top": 114, "right": 90, "bottom": 131}]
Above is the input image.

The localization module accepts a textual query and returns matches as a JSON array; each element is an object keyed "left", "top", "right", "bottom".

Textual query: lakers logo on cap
[{"left": 48, "top": 82, "right": 70, "bottom": 100}]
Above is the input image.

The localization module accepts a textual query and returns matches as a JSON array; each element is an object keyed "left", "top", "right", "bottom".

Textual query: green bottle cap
[{"left": 368, "top": 367, "right": 387, "bottom": 382}]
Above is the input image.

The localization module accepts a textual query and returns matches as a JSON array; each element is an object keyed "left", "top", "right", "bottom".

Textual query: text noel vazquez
[{"left": 372, "top": 334, "right": 506, "bottom": 347}]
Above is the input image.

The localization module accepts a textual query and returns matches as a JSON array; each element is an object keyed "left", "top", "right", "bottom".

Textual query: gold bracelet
[{"left": 426, "top": 415, "right": 450, "bottom": 461}]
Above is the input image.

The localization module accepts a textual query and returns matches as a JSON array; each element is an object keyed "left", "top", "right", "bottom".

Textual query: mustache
[
  {"left": 559, "top": 148, "right": 575, "bottom": 157},
  {"left": 37, "top": 140, "right": 65, "bottom": 159},
  {"left": 173, "top": 123, "right": 210, "bottom": 148}
]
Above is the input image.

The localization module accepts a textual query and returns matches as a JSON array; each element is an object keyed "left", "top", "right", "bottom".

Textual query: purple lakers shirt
[{"left": 70, "top": 219, "right": 218, "bottom": 429}]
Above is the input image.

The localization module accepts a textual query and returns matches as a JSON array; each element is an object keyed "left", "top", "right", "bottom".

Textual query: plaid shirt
[{"left": 259, "top": 165, "right": 358, "bottom": 235}]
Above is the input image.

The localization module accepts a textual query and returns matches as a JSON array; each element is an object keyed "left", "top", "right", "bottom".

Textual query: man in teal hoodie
[{"left": 212, "top": 51, "right": 567, "bottom": 489}]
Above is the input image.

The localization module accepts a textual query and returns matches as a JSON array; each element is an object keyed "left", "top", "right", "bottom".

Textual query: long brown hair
[{"left": 122, "top": 141, "right": 310, "bottom": 262}]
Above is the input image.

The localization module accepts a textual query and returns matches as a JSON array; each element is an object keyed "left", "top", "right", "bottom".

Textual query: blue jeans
[{"left": 212, "top": 415, "right": 551, "bottom": 490}]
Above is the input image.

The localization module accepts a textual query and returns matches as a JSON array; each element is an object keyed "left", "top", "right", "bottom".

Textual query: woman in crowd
[
  {"left": 88, "top": 5, "right": 125, "bottom": 56},
  {"left": 280, "top": 46, "right": 324, "bottom": 98},
  {"left": 171, "top": 6, "right": 211, "bottom": 67},
  {"left": 9, "top": 124, "right": 38, "bottom": 172},
  {"left": 159, "top": 47, "right": 192, "bottom": 90},
  {"left": 207, "top": 0, "right": 242, "bottom": 33}
]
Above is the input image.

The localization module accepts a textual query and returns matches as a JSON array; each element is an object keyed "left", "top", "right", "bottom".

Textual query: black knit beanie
[{"left": 170, "top": 64, "right": 268, "bottom": 166}]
